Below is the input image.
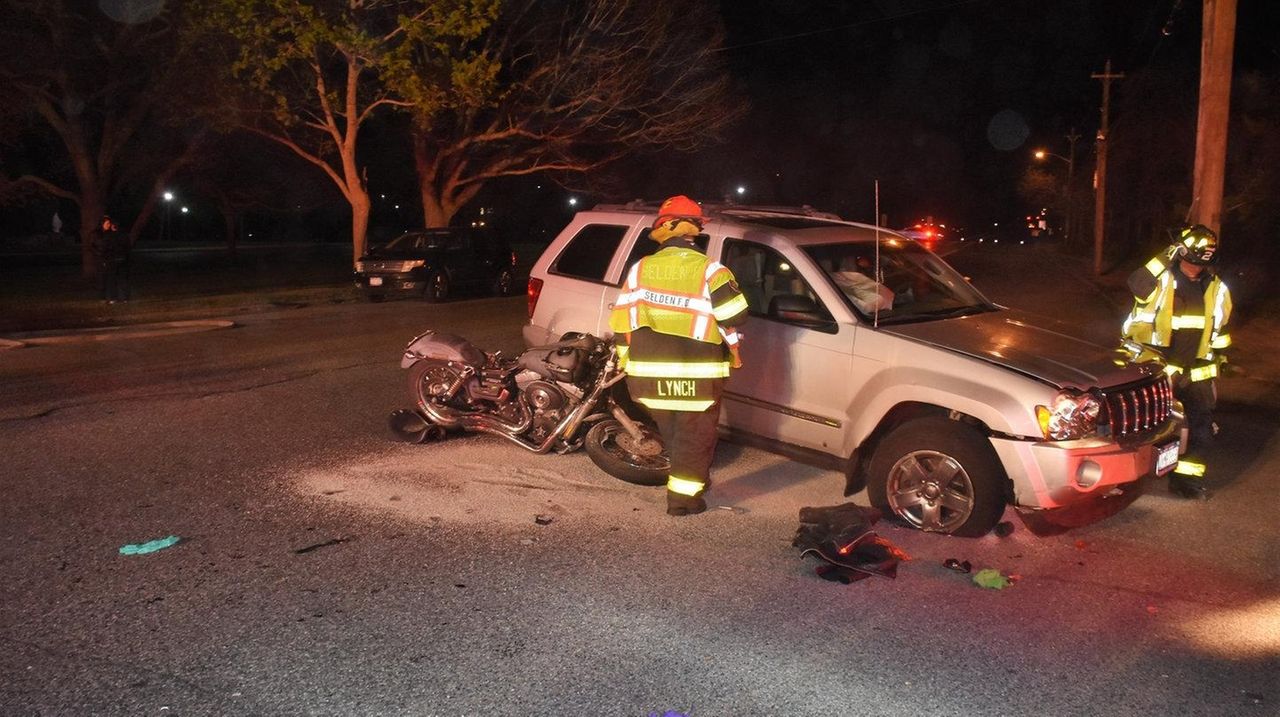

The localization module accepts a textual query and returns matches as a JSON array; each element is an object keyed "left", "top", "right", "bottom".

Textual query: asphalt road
[{"left": 2, "top": 245, "right": 1277, "bottom": 716}]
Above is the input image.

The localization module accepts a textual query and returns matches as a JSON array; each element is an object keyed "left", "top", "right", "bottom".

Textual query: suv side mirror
[{"left": 769, "top": 294, "right": 835, "bottom": 330}]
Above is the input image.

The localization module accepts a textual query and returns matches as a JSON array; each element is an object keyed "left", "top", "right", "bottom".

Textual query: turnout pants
[
  {"left": 648, "top": 401, "right": 722, "bottom": 497},
  {"left": 1173, "top": 376, "right": 1215, "bottom": 483}
]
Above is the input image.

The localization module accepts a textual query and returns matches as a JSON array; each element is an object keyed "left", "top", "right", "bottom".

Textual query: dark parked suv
[{"left": 354, "top": 228, "right": 517, "bottom": 302}]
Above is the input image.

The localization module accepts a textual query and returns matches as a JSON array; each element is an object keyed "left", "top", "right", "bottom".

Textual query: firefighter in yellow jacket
[
  {"left": 1121, "top": 224, "right": 1232, "bottom": 499},
  {"left": 609, "top": 196, "right": 750, "bottom": 515}
]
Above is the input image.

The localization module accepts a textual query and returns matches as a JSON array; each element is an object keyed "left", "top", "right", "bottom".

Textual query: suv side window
[
  {"left": 617, "top": 229, "right": 710, "bottom": 285},
  {"left": 722, "top": 239, "right": 835, "bottom": 331},
  {"left": 552, "top": 224, "right": 628, "bottom": 282}
]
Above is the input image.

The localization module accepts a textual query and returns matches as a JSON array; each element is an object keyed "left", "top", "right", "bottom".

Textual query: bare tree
[
  {"left": 0, "top": 0, "right": 211, "bottom": 276},
  {"left": 193, "top": 0, "right": 499, "bottom": 266},
  {"left": 408, "top": 0, "right": 745, "bottom": 227}
]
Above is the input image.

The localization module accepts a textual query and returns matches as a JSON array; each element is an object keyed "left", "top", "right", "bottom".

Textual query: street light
[
  {"left": 160, "top": 191, "right": 176, "bottom": 242},
  {"left": 1032, "top": 138, "right": 1078, "bottom": 240}
]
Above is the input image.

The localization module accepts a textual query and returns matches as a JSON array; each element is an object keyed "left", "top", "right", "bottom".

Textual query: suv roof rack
[{"left": 591, "top": 199, "right": 841, "bottom": 220}]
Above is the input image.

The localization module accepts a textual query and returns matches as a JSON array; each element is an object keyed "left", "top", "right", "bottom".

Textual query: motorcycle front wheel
[{"left": 584, "top": 419, "right": 669, "bottom": 486}]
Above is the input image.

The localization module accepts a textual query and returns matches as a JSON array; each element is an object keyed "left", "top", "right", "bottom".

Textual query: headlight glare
[{"left": 1035, "top": 389, "right": 1102, "bottom": 441}]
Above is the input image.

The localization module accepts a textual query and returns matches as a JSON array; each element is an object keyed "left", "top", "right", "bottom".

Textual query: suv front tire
[{"left": 867, "top": 416, "right": 1006, "bottom": 537}]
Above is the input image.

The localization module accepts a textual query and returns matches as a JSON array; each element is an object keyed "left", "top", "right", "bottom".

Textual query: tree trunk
[
  {"left": 79, "top": 194, "right": 105, "bottom": 280},
  {"left": 412, "top": 135, "right": 454, "bottom": 228},
  {"left": 350, "top": 189, "right": 371, "bottom": 267}
]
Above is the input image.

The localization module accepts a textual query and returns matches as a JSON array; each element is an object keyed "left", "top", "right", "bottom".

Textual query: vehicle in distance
[
  {"left": 355, "top": 228, "right": 517, "bottom": 302},
  {"left": 522, "top": 201, "right": 1183, "bottom": 537}
]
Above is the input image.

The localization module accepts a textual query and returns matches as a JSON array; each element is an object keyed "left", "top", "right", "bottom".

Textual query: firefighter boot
[
  {"left": 1169, "top": 455, "right": 1209, "bottom": 500},
  {"left": 667, "top": 491, "right": 707, "bottom": 516}
]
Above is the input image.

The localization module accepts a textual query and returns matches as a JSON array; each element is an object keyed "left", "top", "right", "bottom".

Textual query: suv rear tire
[
  {"left": 492, "top": 267, "right": 515, "bottom": 297},
  {"left": 867, "top": 416, "right": 1005, "bottom": 537}
]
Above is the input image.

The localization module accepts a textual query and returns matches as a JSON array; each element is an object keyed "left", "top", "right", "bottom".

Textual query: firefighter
[
  {"left": 1121, "top": 224, "right": 1233, "bottom": 499},
  {"left": 609, "top": 196, "right": 750, "bottom": 516}
]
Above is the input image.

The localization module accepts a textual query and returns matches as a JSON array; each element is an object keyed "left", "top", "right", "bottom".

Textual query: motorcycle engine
[{"left": 517, "top": 376, "right": 580, "bottom": 443}]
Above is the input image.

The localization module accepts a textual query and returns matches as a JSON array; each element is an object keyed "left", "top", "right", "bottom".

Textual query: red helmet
[{"left": 651, "top": 195, "right": 704, "bottom": 242}]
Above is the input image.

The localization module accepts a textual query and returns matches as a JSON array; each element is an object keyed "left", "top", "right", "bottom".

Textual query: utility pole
[
  {"left": 1190, "top": 0, "right": 1237, "bottom": 236},
  {"left": 1091, "top": 59, "right": 1124, "bottom": 276}
]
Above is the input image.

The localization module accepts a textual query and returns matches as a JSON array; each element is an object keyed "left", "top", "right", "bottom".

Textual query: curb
[{"left": 2, "top": 319, "right": 236, "bottom": 347}]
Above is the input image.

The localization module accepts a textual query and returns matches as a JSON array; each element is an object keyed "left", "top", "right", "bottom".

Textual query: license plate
[
  {"left": 369, "top": 276, "right": 383, "bottom": 286},
  {"left": 1155, "top": 440, "right": 1180, "bottom": 476}
]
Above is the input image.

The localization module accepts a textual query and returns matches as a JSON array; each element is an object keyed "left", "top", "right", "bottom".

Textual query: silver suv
[{"left": 524, "top": 202, "right": 1183, "bottom": 536}]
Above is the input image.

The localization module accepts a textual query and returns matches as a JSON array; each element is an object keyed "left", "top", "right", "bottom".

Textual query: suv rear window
[{"left": 551, "top": 224, "right": 628, "bottom": 281}]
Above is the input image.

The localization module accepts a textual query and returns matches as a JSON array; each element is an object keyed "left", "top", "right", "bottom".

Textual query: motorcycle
[{"left": 389, "top": 330, "right": 669, "bottom": 486}]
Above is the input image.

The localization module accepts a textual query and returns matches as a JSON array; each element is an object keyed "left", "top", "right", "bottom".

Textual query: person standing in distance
[
  {"left": 1121, "top": 224, "right": 1233, "bottom": 499},
  {"left": 94, "top": 215, "right": 131, "bottom": 304},
  {"left": 609, "top": 196, "right": 750, "bottom": 516}
]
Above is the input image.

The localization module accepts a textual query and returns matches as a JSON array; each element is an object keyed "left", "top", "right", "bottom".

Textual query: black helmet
[{"left": 1177, "top": 224, "right": 1218, "bottom": 265}]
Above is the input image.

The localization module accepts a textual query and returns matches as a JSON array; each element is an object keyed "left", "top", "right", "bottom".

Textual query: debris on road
[
  {"left": 943, "top": 558, "right": 973, "bottom": 574},
  {"left": 972, "top": 568, "right": 1012, "bottom": 590},
  {"left": 534, "top": 514, "right": 554, "bottom": 525},
  {"left": 293, "top": 537, "right": 351, "bottom": 554},
  {"left": 118, "top": 535, "right": 181, "bottom": 555},
  {"left": 793, "top": 502, "right": 900, "bottom": 583}
]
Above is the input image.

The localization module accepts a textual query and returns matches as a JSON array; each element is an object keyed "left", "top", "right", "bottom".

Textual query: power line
[{"left": 713, "top": 0, "right": 1003, "bottom": 53}]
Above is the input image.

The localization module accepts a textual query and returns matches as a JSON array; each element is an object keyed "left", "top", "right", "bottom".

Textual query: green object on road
[
  {"left": 119, "top": 535, "right": 181, "bottom": 555},
  {"left": 972, "top": 568, "right": 1010, "bottom": 590}
]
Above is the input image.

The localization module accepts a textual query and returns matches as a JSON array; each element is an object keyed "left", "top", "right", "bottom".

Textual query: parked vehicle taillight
[{"left": 527, "top": 277, "right": 544, "bottom": 319}]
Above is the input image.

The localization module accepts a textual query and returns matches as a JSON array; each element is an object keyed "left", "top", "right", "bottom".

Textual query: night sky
[{"left": 610, "top": 0, "right": 1279, "bottom": 231}]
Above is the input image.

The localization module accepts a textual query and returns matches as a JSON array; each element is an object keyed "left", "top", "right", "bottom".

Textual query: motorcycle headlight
[{"left": 1035, "top": 389, "right": 1102, "bottom": 441}]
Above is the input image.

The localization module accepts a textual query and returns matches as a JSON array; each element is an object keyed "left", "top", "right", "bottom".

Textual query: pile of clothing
[{"left": 793, "top": 503, "right": 902, "bottom": 584}]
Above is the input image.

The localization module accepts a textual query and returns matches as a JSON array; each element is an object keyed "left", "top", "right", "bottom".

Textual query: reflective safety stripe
[
  {"left": 1189, "top": 364, "right": 1218, "bottom": 382},
  {"left": 692, "top": 313, "right": 710, "bottom": 341},
  {"left": 1145, "top": 256, "right": 1165, "bottom": 277},
  {"left": 668, "top": 475, "right": 706, "bottom": 496},
  {"left": 1174, "top": 460, "right": 1206, "bottom": 477},
  {"left": 1210, "top": 333, "right": 1231, "bottom": 349},
  {"left": 615, "top": 288, "right": 715, "bottom": 313},
  {"left": 625, "top": 360, "right": 730, "bottom": 378},
  {"left": 712, "top": 293, "right": 750, "bottom": 321},
  {"left": 1170, "top": 314, "right": 1207, "bottom": 330},
  {"left": 638, "top": 397, "right": 717, "bottom": 412}
]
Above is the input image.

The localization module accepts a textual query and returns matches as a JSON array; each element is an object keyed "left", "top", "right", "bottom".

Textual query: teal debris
[
  {"left": 119, "top": 535, "right": 181, "bottom": 555},
  {"left": 972, "top": 568, "right": 1010, "bottom": 590}
]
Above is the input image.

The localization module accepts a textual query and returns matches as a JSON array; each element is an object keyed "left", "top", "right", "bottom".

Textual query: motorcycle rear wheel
[{"left": 585, "top": 419, "right": 669, "bottom": 486}]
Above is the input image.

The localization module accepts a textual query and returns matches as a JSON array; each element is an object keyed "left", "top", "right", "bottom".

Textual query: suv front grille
[{"left": 1102, "top": 376, "right": 1173, "bottom": 438}]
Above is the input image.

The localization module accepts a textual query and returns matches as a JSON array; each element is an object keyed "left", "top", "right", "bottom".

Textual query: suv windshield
[{"left": 804, "top": 240, "right": 993, "bottom": 324}]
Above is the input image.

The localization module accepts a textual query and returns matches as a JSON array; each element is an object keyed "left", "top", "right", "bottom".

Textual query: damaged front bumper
[{"left": 989, "top": 417, "right": 1183, "bottom": 512}]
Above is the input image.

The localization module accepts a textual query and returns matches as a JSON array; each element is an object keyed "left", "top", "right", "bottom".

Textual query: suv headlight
[
  {"left": 1035, "top": 389, "right": 1102, "bottom": 441},
  {"left": 403, "top": 259, "right": 426, "bottom": 270}
]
